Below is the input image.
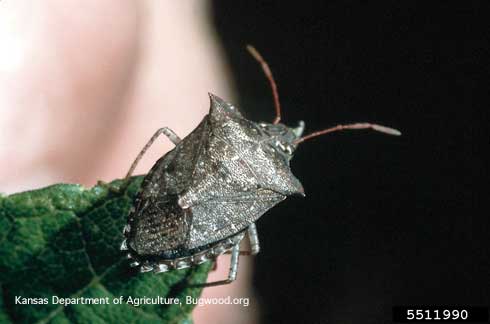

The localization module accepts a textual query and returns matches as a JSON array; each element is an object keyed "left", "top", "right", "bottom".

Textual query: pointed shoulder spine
[{"left": 208, "top": 92, "right": 243, "bottom": 122}]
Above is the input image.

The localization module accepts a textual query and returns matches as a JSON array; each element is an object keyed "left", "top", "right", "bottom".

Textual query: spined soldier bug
[{"left": 120, "top": 45, "right": 400, "bottom": 287}]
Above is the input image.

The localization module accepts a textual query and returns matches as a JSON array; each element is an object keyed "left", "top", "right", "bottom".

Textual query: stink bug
[{"left": 120, "top": 45, "right": 400, "bottom": 287}]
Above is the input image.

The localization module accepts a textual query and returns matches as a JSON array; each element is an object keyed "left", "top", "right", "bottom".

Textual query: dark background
[{"left": 211, "top": 1, "right": 489, "bottom": 323}]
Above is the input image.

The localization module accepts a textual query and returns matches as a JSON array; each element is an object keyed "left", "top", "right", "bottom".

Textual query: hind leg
[
  {"left": 100, "top": 127, "right": 181, "bottom": 192},
  {"left": 212, "top": 223, "right": 259, "bottom": 274},
  {"left": 222, "top": 223, "right": 260, "bottom": 257},
  {"left": 195, "top": 244, "right": 241, "bottom": 288},
  {"left": 247, "top": 223, "right": 260, "bottom": 255},
  {"left": 124, "top": 127, "right": 181, "bottom": 180}
]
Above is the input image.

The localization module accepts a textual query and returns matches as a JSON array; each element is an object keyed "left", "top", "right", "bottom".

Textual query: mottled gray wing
[
  {"left": 178, "top": 94, "right": 303, "bottom": 249},
  {"left": 186, "top": 189, "right": 286, "bottom": 248},
  {"left": 127, "top": 118, "right": 210, "bottom": 256}
]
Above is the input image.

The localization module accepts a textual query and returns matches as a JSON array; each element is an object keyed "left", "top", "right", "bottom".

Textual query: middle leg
[{"left": 224, "top": 223, "right": 260, "bottom": 256}]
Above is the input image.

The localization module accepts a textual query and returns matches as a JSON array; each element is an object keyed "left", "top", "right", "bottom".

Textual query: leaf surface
[{"left": 0, "top": 177, "right": 211, "bottom": 324}]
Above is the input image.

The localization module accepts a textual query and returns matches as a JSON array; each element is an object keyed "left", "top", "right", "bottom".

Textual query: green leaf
[{"left": 0, "top": 177, "right": 211, "bottom": 324}]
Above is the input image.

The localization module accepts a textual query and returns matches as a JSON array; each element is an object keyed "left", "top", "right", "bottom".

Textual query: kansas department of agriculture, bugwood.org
[{"left": 14, "top": 295, "right": 181, "bottom": 307}]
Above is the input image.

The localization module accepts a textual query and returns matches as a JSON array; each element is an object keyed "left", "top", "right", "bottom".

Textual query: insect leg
[
  {"left": 247, "top": 223, "right": 260, "bottom": 255},
  {"left": 227, "top": 243, "right": 240, "bottom": 282},
  {"left": 195, "top": 244, "right": 241, "bottom": 288},
  {"left": 224, "top": 224, "right": 260, "bottom": 256},
  {"left": 125, "top": 127, "right": 181, "bottom": 179}
]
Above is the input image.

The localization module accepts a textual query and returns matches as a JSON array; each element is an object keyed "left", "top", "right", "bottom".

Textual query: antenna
[
  {"left": 246, "top": 45, "right": 282, "bottom": 124},
  {"left": 294, "top": 122, "right": 401, "bottom": 145}
]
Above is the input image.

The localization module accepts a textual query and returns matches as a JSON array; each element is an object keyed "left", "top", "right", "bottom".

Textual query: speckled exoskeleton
[{"left": 120, "top": 46, "right": 401, "bottom": 287}]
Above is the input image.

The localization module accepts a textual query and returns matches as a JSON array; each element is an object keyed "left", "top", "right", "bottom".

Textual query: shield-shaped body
[{"left": 125, "top": 94, "right": 304, "bottom": 269}]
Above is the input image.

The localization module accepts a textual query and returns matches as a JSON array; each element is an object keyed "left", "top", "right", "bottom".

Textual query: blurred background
[{"left": 1, "top": 1, "right": 489, "bottom": 323}]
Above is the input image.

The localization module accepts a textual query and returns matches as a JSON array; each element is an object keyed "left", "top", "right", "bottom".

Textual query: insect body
[{"left": 121, "top": 46, "right": 400, "bottom": 287}]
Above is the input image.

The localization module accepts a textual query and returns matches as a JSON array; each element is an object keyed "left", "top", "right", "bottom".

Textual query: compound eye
[{"left": 274, "top": 140, "right": 293, "bottom": 155}]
